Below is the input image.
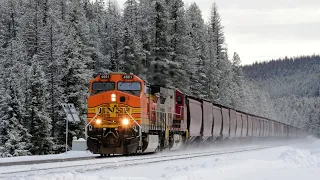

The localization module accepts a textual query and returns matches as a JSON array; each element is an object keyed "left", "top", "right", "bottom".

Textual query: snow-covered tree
[
  {"left": 120, "top": 0, "right": 143, "bottom": 75},
  {"left": 186, "top": 3, "right": 207, "bottom": 98},
  {"left": 105, "top": 0, "right": 122, "bottom": 72},
  {"left": 0, "top": 0, "right": 32, "bottom": 157},
  {"left": 137, "top": 0, "right": 156, "bottom": 80},
  {"left": 25, "top": 62, "right": 54, "bottom": 155},
  {"left": 167, "top": 0, "right": 192, "bottom": 93},
  {"left": 150, "top": 0, "right": 172, "bottom": 86},
  {"left": 230, "top": 52, "right": 243, "bottom": 108},
  {"left": 82, "top": 0, "right": 107, "bottom": 73},
  {"left": 0, "top": 85, "right": 31, "bottom": 157},
  {"left": 0, "top": 39, "right": 31, "bottom": 158},
  {"left": 207, "top": 3, "right": 231, "bottom": 106},
  {"left": 58, "top": 0, "right": 94, "bottom": 147}
]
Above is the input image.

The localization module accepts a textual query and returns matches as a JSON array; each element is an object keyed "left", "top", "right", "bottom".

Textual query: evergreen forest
[{"left": 0, "top": 0, "right": 317, "bottom": 157}]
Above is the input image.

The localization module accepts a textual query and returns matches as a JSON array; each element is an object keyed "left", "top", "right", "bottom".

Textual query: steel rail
[{"left": 0, "top": 156, "right": 99, "bottom": 167}]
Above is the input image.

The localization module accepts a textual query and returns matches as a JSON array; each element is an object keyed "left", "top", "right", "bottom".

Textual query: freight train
[{"left": 86, "top": 72, "right": 306, "bottom": 156}]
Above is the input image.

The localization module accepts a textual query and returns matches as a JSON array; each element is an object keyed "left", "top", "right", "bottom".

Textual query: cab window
[
  {"left": 144, "top": 85, "right": 150, "bottom": 94},
  {"left": 91, "top": 82, "right": 115, "bottom": 95},
  {"left": 177, "top": 96, "right": 183, "bottom": 104},
  {"left": 118, "top": 82, "right": 141, "bottom": 96}
]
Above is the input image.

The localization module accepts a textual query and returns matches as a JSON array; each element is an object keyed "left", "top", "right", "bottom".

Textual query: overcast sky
[{"left": 114, "top": 0, "right": 320, "bottom": 65}]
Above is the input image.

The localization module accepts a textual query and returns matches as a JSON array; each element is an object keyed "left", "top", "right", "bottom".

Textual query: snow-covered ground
[
  {"left": 1, "top": 137, "right": 320, "bottom": 180},
  {"left": 0, "top": 151, "right": 98, "bottom": 164}
]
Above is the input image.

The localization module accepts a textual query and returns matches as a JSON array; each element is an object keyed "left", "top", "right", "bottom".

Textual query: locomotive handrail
[
  {"left": 85, "top": 107, "right": 101, "bottom": 140},
  {"left": 150, "top": 107, "right": 183, "bottom": 116},
  {"left": 125, "top": 109, "right": 143, "bottom": 153}
]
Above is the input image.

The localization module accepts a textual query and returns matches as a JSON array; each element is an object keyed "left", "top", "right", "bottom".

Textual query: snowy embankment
[
  {"left": 1, "top": 137, "right": 320, "bottom": 180},
  {"left": 0, "top": 138, "right": 97, "bottom": 165},
  {"left": 0, "top": 151, "right": 98, "bottom": 164}
]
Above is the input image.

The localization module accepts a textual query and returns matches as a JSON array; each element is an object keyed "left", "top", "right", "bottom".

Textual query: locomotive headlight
[
  {"left": 111, "top": 94, "right": 116, "bottom": 102},
  {"left": 96, "top": 119, "right": 102, "bottom": 125},
  {"left": 122, "top": 118, "right": 129, "bottom": 126}
]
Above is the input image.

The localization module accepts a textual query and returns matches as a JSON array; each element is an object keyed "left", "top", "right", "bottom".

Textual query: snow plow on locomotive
[{"left": 86, "top": 72, "right": 306, "bottom": 156}]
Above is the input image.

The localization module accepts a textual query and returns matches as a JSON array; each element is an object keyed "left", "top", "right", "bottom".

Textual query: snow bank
[
  {"left": 278, "top": 148, "right": 320, "bottom": 167},
  {"left": 72, "top": 137, "right": 87, "bottom": 151},
  {"left": 0, "top": 151, "right": 98, "bottom": 164}
]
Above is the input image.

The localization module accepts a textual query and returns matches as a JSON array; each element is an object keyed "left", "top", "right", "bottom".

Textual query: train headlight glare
[
  {"left": 111, "top": 94, "right": 116, "bottom": 98},
  {"left": 122, "top": 118, "right": 129, "bottom": 125},
  {"left": 111, "top": 97, "right": 116, "bottom": 102},
  {"left": 96, "top": 119, "right": 102, "bottom": 125}
]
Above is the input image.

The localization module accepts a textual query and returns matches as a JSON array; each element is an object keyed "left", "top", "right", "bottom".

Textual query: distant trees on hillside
[{"left": 243, "top": 55, "right": 320, "bottom": 135}]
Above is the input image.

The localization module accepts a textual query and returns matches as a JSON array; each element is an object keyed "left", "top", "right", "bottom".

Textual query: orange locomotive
[{"left": 86, "top": 72, "right": 186, "bottom": 156}]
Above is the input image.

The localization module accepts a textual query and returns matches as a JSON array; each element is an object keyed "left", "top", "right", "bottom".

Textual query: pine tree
[
  {"left": 22, "top": 0, "right": 41, "bottom": 66},
  {"left": 230, "top": 52, "right": 243, "bottom": 108},
  {"left": 218, "top": 51, "right": 233, "bottom": 106},
  {"left": 105, "top": 0, "right": 122, "bottom": 72},
  {"left": 120, "top": 0, "right": 143, "bottom": 75},
  {"left": 0, "top": 86, "right": 30, "bottom": 157},
  {"left": 186, "top": 3, "right": 208, "bottom": 98},
  {"left": 207, "top": 3, "right": 230, "bottom": 105},
  {"left": 137, "top": 0, "right": 156, "bottom": 80},
  {"left": 151, "top": 0, "right": 172, "bottom": 86},
  {"left": 167, "top": 0, "right": 192, "bottom": 93},
  {"left": 0, "top": 0, "right": 31, "bottom": 157},
  {"left": 57, "top": 0, "right": 94, "bottom": 148},
  {"left": 25, "top": 62, "right": 54, "bottom": 155},
  {"left": 0, "top": 41, "right": 31, "bottom": 157},
  {"left": 83, "top": 0, "right": 107, "bottom": 73}
]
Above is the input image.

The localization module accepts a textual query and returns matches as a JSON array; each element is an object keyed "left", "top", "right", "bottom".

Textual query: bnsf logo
[{"left": 99, "top": 106, "right": 132, "bottom": 115}]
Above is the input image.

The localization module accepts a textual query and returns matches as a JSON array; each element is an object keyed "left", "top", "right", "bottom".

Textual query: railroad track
[
  {"left": 0, "top": 156, "right": 99, "bottom": 167},
  {"left": 0, "top": 142, "right": 295, "bottom": 178}
]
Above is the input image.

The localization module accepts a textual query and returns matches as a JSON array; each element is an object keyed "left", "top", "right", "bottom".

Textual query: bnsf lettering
[
  {"left": 101, "top": 107, "right": 131, "bottom": 114},
  {"left": 107, "top": 107, "right": 114, "bottom": 113}
]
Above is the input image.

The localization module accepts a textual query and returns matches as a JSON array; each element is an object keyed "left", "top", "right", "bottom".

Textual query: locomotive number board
[
  {"left": 100, "top": 74, "right": 110, "bottom": 79},
  {"left": 122, "top": 75, "right": 133, "bottom": 79}
]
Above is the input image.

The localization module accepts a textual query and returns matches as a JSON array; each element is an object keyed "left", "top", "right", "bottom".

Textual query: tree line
[
  {"left": 0, "top": 0, "right": 284, "bottom": 157},
  {"left": 243, "top": 55, "right": 320, "bottom": 136}
]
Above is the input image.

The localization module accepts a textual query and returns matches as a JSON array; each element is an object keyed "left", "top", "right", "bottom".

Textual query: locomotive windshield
[
  {"left": 91, "top": 82, "right": 115, "bottom": 95},
  {"left": 118, "top": 82, "right": 141, "bottom": 96}
]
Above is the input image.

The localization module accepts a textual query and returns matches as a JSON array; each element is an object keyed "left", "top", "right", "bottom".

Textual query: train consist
[{"left": 86, "top": 72, "right": 306, "bottom": 156}]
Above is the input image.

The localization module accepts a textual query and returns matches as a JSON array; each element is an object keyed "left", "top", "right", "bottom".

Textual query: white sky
[{"left": 113, "top": 0, "right": 320, "bottom": 65}]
